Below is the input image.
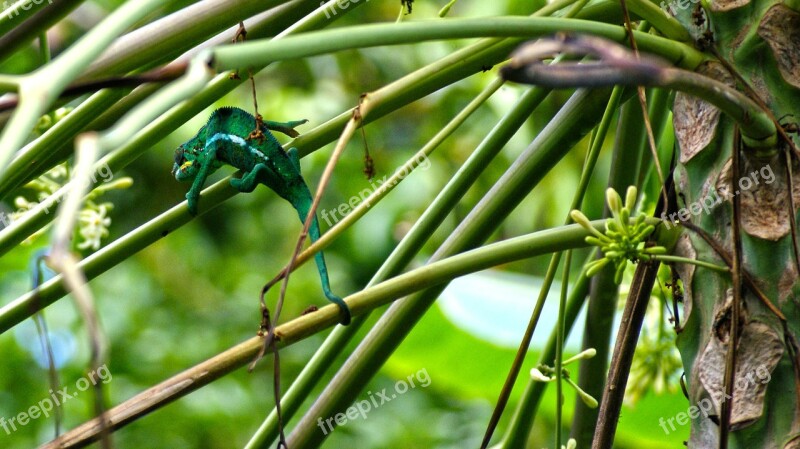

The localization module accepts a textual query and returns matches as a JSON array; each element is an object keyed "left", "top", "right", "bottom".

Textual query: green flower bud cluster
[{"left": 570, "top": 186, "right": 667, "bottom": 283}]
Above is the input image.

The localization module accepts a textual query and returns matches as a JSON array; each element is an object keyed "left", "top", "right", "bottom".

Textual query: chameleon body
[{"left": 172, "top": 107, "right": 351, "bottom": 325}]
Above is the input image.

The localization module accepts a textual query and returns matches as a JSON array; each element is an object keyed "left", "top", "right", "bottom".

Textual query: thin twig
[
  {"left": 591, "top": 173, "right": 675, "bottom": 449},
  {"left": 0, "top": 64, "right": 187, "bottom": 112},
  {"left": 718, "top": 127, "right": 744, "bottom": 449},
  {"left": 783, "top": 148, "right": 800, "bottom": 272},
  {"left": 31, "top": 251, "right": 63, "bottom": 438},
  {"left": 591, "top": 260, "right": 661, "bottom": 449},
  {"left": 47, "top": 134, "right": 111, "bottom": 449},
  {"left": 617, "top": 10, "right": 668, "bottom": 210},
  {"left": 677, "top": 220, "right": 785, "bottom": 321},
  {"left": 252, "top": 96, "right": 367, "bottom": 394}
]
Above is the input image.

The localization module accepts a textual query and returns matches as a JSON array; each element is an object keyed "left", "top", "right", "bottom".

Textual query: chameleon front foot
[{"left": 185, "top": 192, "right": 200, "bottom": 215}]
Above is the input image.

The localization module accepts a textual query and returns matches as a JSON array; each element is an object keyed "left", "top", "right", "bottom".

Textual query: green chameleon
[{"left": 172, "top": 107, "right": 351, "bottom": 325}]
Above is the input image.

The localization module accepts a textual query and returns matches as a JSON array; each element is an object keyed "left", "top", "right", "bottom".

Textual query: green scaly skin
[{"left": 172, "top": 107, "right": 351, "bottom": 325}]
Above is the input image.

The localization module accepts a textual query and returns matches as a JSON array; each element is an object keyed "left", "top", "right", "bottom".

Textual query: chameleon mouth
[{"left": 179, "top": 161, "right": 193, "bottom": 171}]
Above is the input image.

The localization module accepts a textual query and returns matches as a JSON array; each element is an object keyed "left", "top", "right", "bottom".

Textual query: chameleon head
[{"left": 172, "top": 145, "right": 200, "bottom": 181}]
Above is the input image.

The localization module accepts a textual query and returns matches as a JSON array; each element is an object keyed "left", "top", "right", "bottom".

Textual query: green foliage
[{"left": 0, "top": 1, "right": 722, "bottom": 448}]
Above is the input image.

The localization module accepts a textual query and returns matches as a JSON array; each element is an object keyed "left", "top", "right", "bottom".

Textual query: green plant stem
[
  {"left": 0, "top": 176, "right": 232, "bottom": 335},
  {"left": 0, "top": 0, "right": 57, "bottom": 34},
  {"left": 99, "top": 55, "right": 214, "bottom": 150},
  {"left": 0, "top": 0, "right": 84, "bottom": 62},
  {"left": 651, "top": 254, "right": 728, "bottom": 272},
  {"left": 245, "top": 77, "right": 506, "bottom": 448},
  {"left": 78, "top": 0, "right": 290, "bottom": 80},
  {"left": 211, "top": 17, "right": 704, "bottom": 71},
  {"left": 0, "top": 74, "right": 19, "bottom": 91},
  {"left": 38, "top": 30, "right": 49, "bottom": 63},
  {"left": 38, "top": 221, "right": 618, "bottom": 448},
  {"left": 500, "top": 252, "right": 595, "bottom": 448},
  {"left": 0, "top": 89, "right": 131, "bottom": 201},
  {"left": 555, "top": 249, "right": 572, "bottom": 449},
  {"left": 620, "top": 0, "right": 690, "bottom": 41},
  {"left": 0, "top": 0, "right": 171, "bottom": 179},
  {"left": 484, "top": 84, "right": 624, "bottom": 449},
  {"left": 286, "top": 87, "right": 614, "bottom": 448},
  {"left": 639, "top": 88, "right": 672, "bottom": 191}
]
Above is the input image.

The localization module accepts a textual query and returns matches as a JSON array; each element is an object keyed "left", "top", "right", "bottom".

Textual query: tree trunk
[{"left": 671, "top": 1, "right": 800, "bottom": 447}]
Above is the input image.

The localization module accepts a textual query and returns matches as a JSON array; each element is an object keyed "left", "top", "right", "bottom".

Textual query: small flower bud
[{"left": 625, "top": 185, "right": 638, "bottom": 211}]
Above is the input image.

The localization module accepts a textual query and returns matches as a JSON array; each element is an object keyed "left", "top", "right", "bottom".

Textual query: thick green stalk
[
  {"left": 0, "top": 0, "right": 84, "bottom": 63},
  {"left": 0, "top": 74, "right": 18, "bottom": 91},
  {"left": 0, "top": 0, "right": 171, "bottom": 179},
  {"left": 486, "top": 84, "right": 625, "bottom": 449},
  {"left": 286, "top": 88, "right": 614, "bottom": 448},
  {"left": 250, "top": 82, "right": 551, "bottom": 448},
  {"left": 570, "top": 95, "right": 649, "bottom": 447},
  {"left": 37, "top": 219, "right": 620, "bottom": 448},
  {"left": 212, "top": 17, "right": 704, "bottom": 71},
  {"left": 245, "top": 74, "right": 506, "bottom": 449},
  {"left": 621, "top": 0, "right": 690, "bottom": 41},
  {"left": 77, "top": 0, "right": 291, "bottom": 79}
]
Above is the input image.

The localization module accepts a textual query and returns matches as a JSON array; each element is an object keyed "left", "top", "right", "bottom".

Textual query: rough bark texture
[{"left": 671, "top": 0, "right": 800, "bottom": 447}]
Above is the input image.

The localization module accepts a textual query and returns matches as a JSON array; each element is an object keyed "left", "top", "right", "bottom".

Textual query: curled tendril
[{"left": 570, "top": 186, "right": 666, "bottom": 283}]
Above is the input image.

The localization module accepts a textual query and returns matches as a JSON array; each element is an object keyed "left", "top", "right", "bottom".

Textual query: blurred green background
[{"left": 0, "top": 1, "right": 689, "bottom": 447}]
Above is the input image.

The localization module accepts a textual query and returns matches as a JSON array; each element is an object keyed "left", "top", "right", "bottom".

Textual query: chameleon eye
[{"left": 174, "top": 147, "right": 185, "bottom": 165}]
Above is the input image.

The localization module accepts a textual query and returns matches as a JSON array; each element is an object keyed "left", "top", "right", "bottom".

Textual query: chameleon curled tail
[
  {"left": 289, "top": 190, "right": 351, "bottom": 325},
  {"left": 172, "top": 107, "right": 351, "bottom": 325}
]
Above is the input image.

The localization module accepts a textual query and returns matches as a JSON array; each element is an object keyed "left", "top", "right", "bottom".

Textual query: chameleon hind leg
[
  {"left": 229, "top": 148, "right": 298, "bottom": 194},
  {"left": 230, "top": 163, "right": 269, "bottom": 192}
]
